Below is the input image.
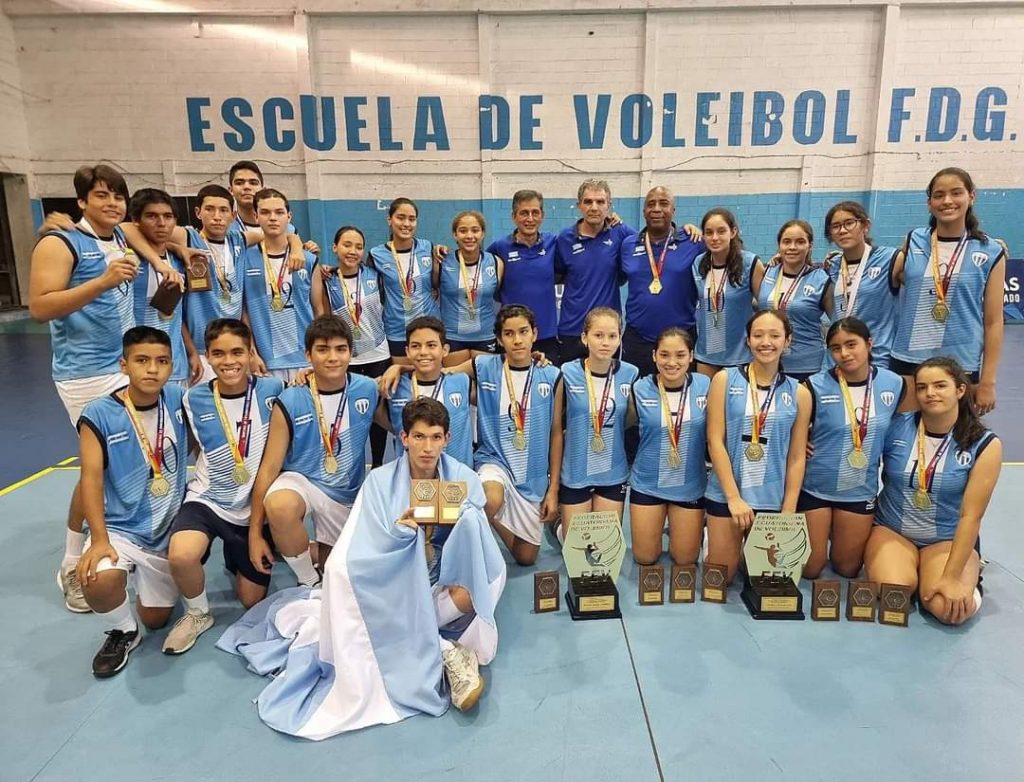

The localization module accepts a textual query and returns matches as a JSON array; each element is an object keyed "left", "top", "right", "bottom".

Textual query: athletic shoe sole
[
  {"left": 162, "top": 616, "right": 214, "bottom": 655},
  {"left": 56, "top": 568, "right": 92, "bottom": 614},
  {"left": 93, "top": 633, "right": 142, "bottom": 679},
  {"left": 454, "top": 677, "right": 485, "bottom": 712}
]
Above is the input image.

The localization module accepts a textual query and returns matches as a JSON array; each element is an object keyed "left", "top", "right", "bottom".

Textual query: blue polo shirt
[
  {"left": 555, "top": 220, "right": 636, "bottom": 338},
  {"left": 487, "top": 231, "right": 558, "bottom": 340},
  {"left": 620, "top": 227, "right": 704, "bottom": 341}
]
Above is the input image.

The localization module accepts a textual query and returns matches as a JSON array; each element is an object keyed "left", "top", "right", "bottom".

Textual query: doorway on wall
[{"left": 0, "top": 177, "right": 20, "bottom": 309}]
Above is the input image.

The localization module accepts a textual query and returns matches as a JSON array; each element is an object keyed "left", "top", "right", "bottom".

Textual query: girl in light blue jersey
[
  {"left": 550, "top": 307, "right": 638, "bottom": 542},
  {"left": 755, "top": 220, "right": 833, "bottom": 380},
  {"left": 800, "top": 318, "right": 913, "bottom": 579},
  {"left": 890, "top": 168, "right": 1006, "bottom": 416},
  {"left": 705, "top": 309, "right": 812, "bottom": 583},
  {"left": 435, "top": 210, "right": 503, "bottom": 365},
  {"left": 628, "top": 328, "right": 710, "bottom": 566},
  {"left": 865, "top": 357, "right": 1001, "bottom": 625},
  {"left": 694, "top": 209, "right": 765, "bottom": 377},
  {"left": 821, "top": 202, "right": 900, "bottom": 368}
]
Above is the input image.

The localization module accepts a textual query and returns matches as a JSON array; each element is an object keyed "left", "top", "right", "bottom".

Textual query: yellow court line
[
  {"left": 0, "top": 466, "right": 56, "bottom": 498},
  {"left": 58, "top": 456, "right": 78, "bottom": 466}
]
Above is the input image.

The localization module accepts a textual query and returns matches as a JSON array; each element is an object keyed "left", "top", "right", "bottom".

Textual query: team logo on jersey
[
  {"left": 568, "top": 384, "right": 585, "bottom": 394},
  {"left": 696, "top": 395, "right": 707, "bottom": 410},
  {"left": 508, "top": 251, "right": 520, "bottom": 261},
  {"left": 572, "top": 243, "right": 584, "bottom": 254},
  {"left": 603, "top": 238, "right": 613, "bottom": 246},
  {"left": 265, "top": 397, "right": 276, "bottom": 411},
  {"left": 782, "top": 392, "right": 793, "bottom": 407},
  {"left": 865, "top": 499, "right": 876, "bottom": 511},
  {"left": 868, "top": 267, "right": 882, "bottom": 279},
  {"left": 420, "top": 255, "right": 432, "bottom": 268},
  {"left": 246, "top": 269, "right": 261, "bottom": 276},
  {"left": 633, "top": 246, "right": 646, "bottom": 256},
  {"left": 481, "top": 381, "right": 497, "bottom": 392},
  {"left": 728, "top": 387, "right": 744, "bottom": 395},
  {"left": 295, "top": 413, "right": 313, "bottom": 426},
  {"left": 538, "top": 248, "right": 547, "bottom": 256},
  {"left": 296, "top": 269, "right": 309, "bottom": 281},
  {"left": 449, "top": 392, "right": 463, "bottom": 408},
  {"left": 199, "top": 412, "right": 216, "bottom": 423},
  {"left": 107, "top": 431, "right": 130, "bottom": 446},
  {"left": 880, "top": 391, "right": 896, "bottom": 406},
  {"left": 538, "top": 382, "right": 552, "bottom": 398},
  {"left": 802, "top": 284, "right": 816, "bottom": 296},
  {"left": 486, "top": 266, "right": 496, "bottom": 278},
  {"left": 82, "top": 250, "right": 103, "bottom": 261},
  {"left": 175, "top": 410, "right": 184, "bottom": 424},
  {"left": 640, "top": 398, "right": 658, "bottom": 407},
  {"left": 955, "top": 450, "right": 973, "bottom": 466},
  {"left": 355, "top": 398, "right": 370, "bottom": 415},
  {"left": 619, "top": 383, "right": 631, "bottom": 398},
  {"left": 820, "top": 395, "right": 840, "bottom": 404},
  {"left": 367, "top": 279, "right": 377, "bottom": 290}
]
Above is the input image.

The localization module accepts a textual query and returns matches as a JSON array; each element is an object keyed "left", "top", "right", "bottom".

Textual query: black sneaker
[{"left": 92, "top": 628, "right": 141, "bottom": 678}]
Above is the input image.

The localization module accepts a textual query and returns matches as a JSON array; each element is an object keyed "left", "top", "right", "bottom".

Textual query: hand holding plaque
[
  {"left": 740, "top": 513, "right": 811, "bottom": 620},
  {"left": 439, "top": 481, "right": 467, "bottom": 526},
  {"left": 410, "top": 479, "right": 439, "bottom": 524},
  {"left": 186, "top": 250, "right": 213, "bottom": 292},
  {"left": 562, "top": 511, "right": 626, "bottom": 620}
]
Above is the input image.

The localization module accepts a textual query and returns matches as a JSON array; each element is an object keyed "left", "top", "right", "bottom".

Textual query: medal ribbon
[
  {"left": 213, "top": 377, "right": 254, "bottom": 468},
  {"left": 389, "top": 241, "right": 416, "bottom": 301},
  {"left": 503, "top": 360, "right": 534, "bottom": 441},
  {"left": 838, "top": 244, "right": 871, "bottom": 314},
  {"left": 658, "top": 374, "right": 690, "bottom": 456},
  {"left": 769, "top": 265, "right": 807, "bottom": 311},
  {"left": 260, "top": 241, "right": 289, "bottom": 305},
  {"left": 584, "top": 360, "right": 614, "bottom": 439},
  {"left": 413, "top": 374, "right": 444, "bottom": 401},
  {"left": 123, "top": 391, "right": 165, "bottom": 482},
  {"left": 458, "top": 251, "right": 483, "bottom": 310},
  {"left": 747, "top": 364, "right": 780, "bottom": 448},
  {"left": 309, "top": 374, "right": 349, "bottom": 457},
  {"left": 199, "top": 230, "right": 232, "bottom": 294},
  {"left": 916, "top": 420, "right": 953, "bottom": 497},
  {"left": 837, "top": 368, "right": 872, "bottom": 454},
  {"left": 707, "top": 264, "right": 729, "bottom": 317},
  {"left": 929, "top": 232, "right": 969, "bottom": 309},
  {"left": 341, "top": 270, "right": 363, "bottom": 328},
  {"left": 644, "top": 229, "right": 672, "bottom": 289}
]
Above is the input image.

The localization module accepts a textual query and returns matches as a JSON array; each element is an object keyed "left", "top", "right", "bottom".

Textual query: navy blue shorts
[
  {"left": 797, "top": 490, "right": 876, "bottom": 516},
  {"left": 448, "top": 338, "right": 497, "bottom": 353},
  {"left": 705, "top": 498, "right": 778, "bottom": 518},
  {"left": 387, "top": 339, "right": 407, "bottom": 358},
  {"left": 170, "top": 502, "right": 274, "bottom": 587},
  {"left": 559, "top": 482, "right": 628, "bottom": 505},
  {"left": 630, "top": 488, "right": 705, "bottom": 510},
  {"left": 889, "top": 357, "right": 980, "bottom": 384}
]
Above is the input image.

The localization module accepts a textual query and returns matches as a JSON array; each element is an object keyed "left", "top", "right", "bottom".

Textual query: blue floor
[{"left": 3, "top": 323, "right": 1024, "bottom": 781}]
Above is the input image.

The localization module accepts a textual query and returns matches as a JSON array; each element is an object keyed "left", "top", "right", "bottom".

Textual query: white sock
[
  {"left": 436, "top": 588, "right": 467, "bottom": 627},
  {"left": 556, "top": 521, "right": 565, "bottom": 545},
  {"left": 63, "top": 529, "right": 86, "bottom": 564},
  {"left": 183, "top": 591, "right": 209, "bottom": 615},
  {"left": 439, "top": 637, "right": 455, "bottom": 653},
  {"left": 104, "top": 596, "right": 138, "bottom": 633},
  {"left": 284, "top": 551, "right": 320, "bottom": 586},
  {"left": 973, "top": 588, "right": 983, "bottom": 613}
]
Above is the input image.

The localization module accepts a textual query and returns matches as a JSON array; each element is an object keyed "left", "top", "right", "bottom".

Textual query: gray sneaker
[
  {"left": 442, "top": 642, "right": 484, "bottom": 711},
  {"left": 162, "top": 611, "right": 214, "bottom": 655},
  {"left": 57, "top": 563, "right": 91, "bottom": 613}
]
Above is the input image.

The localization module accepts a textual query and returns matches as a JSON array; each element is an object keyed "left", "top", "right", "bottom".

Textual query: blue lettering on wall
[
  {"left": 300, "top": 95, "right": 336, "bottom": 152},
  {"left": 661, "top": 93, "right": 685, "bottom": 148},
  {"left": 263, "top": 97, "right": 295, "bottom": 152},
  {"left": 695, "top": 92, "right": 718, "bottom": 147},
  {"left": 413, "top": 97, "right": 450, "bottom": 151},
  {"left": 793, "top": 90, "right": 825, "bottom": 145},
  {"left": 574, "top": 94, "right": 611, "bottom": 150},
  {"left": 620, "top": 94, "right": 653, "bottom": 149},
  {"left": 479, "top": 95, "right": 510, "bottom": 151},
  {"left": 887, "top": 88, "right": 915, "bottom": 143},
  {"left": 186, "top": 97, "right": 214, "bottom": 152},
  {"left": 926, "top": 87, "right": 960, "bottom": 142},
  {"left": 833, "top": 89, "right": 857, "bottom": 144},
  {"left": 377, "top": 97, "right": 403, "bottom": 151},
  {"left": 727, "top": 91, "right": 744, "bottom": 147},
  {"left": 343, "top": 97, "right": 370, "bottom": 152},
  {"left": 222, "top": 97, "right": 255, "bottom": 152},
  {"left": 520, "top": 95, "right": 543, "bottom": 151},
  {"left": 974, "top": 87, "right": 1006, "bottom": 141},
  {"left": 752, "top": 91, "right": 784, "bottom": 146}
]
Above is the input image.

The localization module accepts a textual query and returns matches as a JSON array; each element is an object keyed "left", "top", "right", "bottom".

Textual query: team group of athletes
[{"left": 27, "top": 160, "right": 1004, "bottom": 710}]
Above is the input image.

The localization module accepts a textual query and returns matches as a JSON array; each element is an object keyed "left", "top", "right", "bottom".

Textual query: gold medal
[
  {"left": 150, "top": 475, "right": 171, "bottom": 497},
  {"left": 847, "top": 449, "right": 868, "bottom": 470},
  {"left": 912, "top": 489, "right": 931, "bottom": 510},
  {"left": 931, "top": 302, "right": 949, "bottom": 322},
  {"left": 324, "top": 455, "right": 339, "bottom": 474},
  {"left": 649, "top": 279, "right": 663, "bottom": 295},
  {"left": 352, "top": 325, "right": 363, "bottom": 340},
  {"left": 592, "top": 435, "right": 605, "bottom": 453},
  {"left": 668, "top": 449, "right": 681, "bottom": 467},
  {"left": 745, "top": 442, "right": 765, "bottom": 461},
  {"left": 232, "top": 464, "right": 250, "bottom": 485},
  {"left": 403, "top": 296, "right": 414, "bottom": 312},
  {"left": 271, "top": 295, "right": 284, "bottom": 312},
  {"left": 514, "top": 431, "right": 527, "bottom": 450}
]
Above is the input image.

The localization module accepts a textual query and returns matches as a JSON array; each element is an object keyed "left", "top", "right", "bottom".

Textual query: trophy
[
  {"left": 669, "top": 564, "right": 696, "bottom": 603},
  {"left": 149, "top": 281, "right": 183, "bottom": 318},
  {"left": 438, "top": 481, "right": 467, "bottom": 525},
  {"left": 533, "top": 571, "right": 560, "bottom": 613},
  {"left": 811, "top": 579, "right": 842, "bottom": 621},
  {"left": 186, "top": 251, "right": 213, "bottom": 292},
  {"left": 410, "top": 479, "right": 439, "bottom": 523},
  {"left": 878, "top": 583, "right": 912, "bottom": 627},
  {"left": 638, "top": 565, "right": 664, "bottom": 605},
  {"left": 846, "top": 579, "right": 878, "bottom": 622},
  {"left": 740, "top": 513, "right": 811, "bottom": 620},
  {"left": 701, "top": 563, "right": 728, "bottom": 602},
  {"left": 562, "top": 511, "right": 626, "bottom": 620}
]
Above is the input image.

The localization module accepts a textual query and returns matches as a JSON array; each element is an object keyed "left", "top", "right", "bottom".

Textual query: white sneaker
[
  {"left": 162, "top": 611, "right": 214, "bottom": 655},
  {"left": 442, "top": 641, "right": 484, "bottom": 711},
  {"left": 57, "top": 563, "right": 91, "bottom": 613}
]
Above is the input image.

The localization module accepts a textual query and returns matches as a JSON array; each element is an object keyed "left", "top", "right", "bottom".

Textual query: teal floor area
[{"left": 2, "top": 468, "right": 1023, "bottom": 782}]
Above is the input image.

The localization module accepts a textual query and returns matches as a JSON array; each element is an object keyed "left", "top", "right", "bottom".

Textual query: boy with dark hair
[
  {"left": 75, "top": 327, "right": 190, "bottom": 677},
  {"left": 228, "top": 160, "right": 264, "bottom": 231}
]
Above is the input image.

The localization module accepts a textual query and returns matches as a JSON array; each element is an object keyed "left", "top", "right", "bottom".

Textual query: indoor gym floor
[{"left": 1, "top": 321, "right": 1022, "bottom": 782}]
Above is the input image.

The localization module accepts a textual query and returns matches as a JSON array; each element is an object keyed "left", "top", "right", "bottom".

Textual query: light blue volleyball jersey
[
  {"left": 693, "top": 250, "right": 758, "bottom": 367},
  {"left": 630, "top": 373, "right": 710, "bottom": 502},
  {"left": 438, "top": 250, "right": 500, "bottom": 342},
  {"left": 473, "top": 355, "right": 560, "bottom": 502},
  {"left": 133, "top": 253, "right": 189, "bottom": 382},
  {"left": 78, "top": 385, "right": 189, "bottom": 551},
  {"left": 756, "top": 265, "right": 832, "bottom": 375},
  {"left": 824, "top": 245, "right": 899, "bottom": 367},
  {"left": 368, "top": 239, "right": 439, "bottom": 341},
  {"left": 706, "top": 366, "right": 800, "bottom": 509},
  {"left": 183, "top": 227, "right": 247, "bottom": 353},
  {"left": 387, "top": 373, "right": 473, "bottom": 467},
  {"left": 275, "top": 375, "right": 378, "bottom": 505},
  {"left": 558, "top": 358, "right": 638, "bottom": 488},
  {"left": 45, "top": 223, "right": 133, "bottom": 380},
  {"left": 184, "top": 376, "right": 284, "bottom": 525},
  {"left": 891, "top": 228, "right": 1005, "bottom": 373},
  {"left": 876, "top": 412, "right": 997, "bottom": 545},
  {"left": 323, "top": 266, "right": 388, "bottom": 360},
  {"left": 803, "top": 367, "right": 905, "bottom": 502},
  {"left": 242, "top": 245, "right": 318, "bottom": 371}
]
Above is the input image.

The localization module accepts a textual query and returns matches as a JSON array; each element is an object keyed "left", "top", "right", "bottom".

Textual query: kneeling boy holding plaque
[{"left": 218, "top": 398, "right": 507, "bottom": 738}]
